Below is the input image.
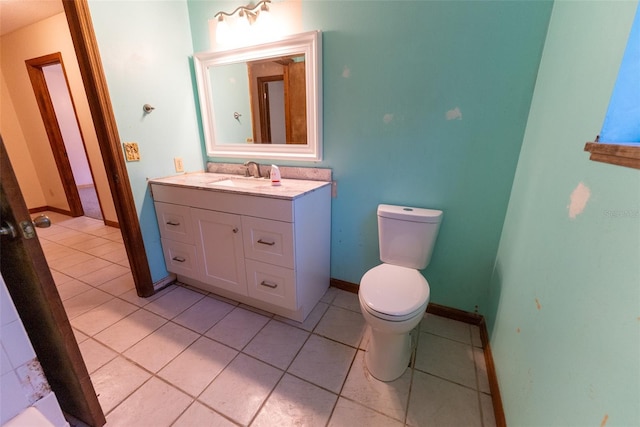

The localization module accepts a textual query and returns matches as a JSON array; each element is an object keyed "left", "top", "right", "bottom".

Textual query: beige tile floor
[{"left": 38, "top": 212, "right": 497, "bottom": 427}]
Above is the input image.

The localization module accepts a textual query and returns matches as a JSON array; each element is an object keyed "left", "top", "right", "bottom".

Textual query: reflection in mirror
[
  {"left": 258, "top": 76, "right": 286, "bottom": 144},
  {"left": 194, "top": 31, "right": 322, "bottom": 161},
  {"left": 249, "top": 55, "right": 306, "bottom": 145}
]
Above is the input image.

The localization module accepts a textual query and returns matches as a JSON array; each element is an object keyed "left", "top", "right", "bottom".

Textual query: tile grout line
[
  {"left": 472, "top": 324, "right": 486, "bottom": 427},
  {"left": 47, "top": 213, "right": 491, "bottom": 426},
  {"left": 402, "top": 323, "right": 421, "bottom": 427},
  {"left": 41, "top": 216, "right": 244, "bottom": 423}
]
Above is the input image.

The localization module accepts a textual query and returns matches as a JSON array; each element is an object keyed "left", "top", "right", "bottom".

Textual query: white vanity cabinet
[
  {"left": 192, "top": 208, "right": 247, "bottom": 295},
  {"left": 154, "top": 202, "right": 200, "bottom": 279},
  {"left": 150, "top": 175, "right": 331, "bottom": 322},
  {"left": 242, "top": 216, "right": 297, "bottom": 310}
]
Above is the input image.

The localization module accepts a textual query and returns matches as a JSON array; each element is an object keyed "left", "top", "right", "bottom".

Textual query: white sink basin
[{"left": 207, "top": 178, "right": 271, "bottom": 189}]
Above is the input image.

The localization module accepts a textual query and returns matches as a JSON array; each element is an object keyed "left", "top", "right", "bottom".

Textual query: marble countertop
[{"left": 148, "top": 172, "right": 331, "bottom": 200}]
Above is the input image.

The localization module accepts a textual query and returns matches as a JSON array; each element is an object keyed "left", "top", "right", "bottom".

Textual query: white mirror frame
[{"left": 194, "top": 31, "right": 323, "bottom": 162}]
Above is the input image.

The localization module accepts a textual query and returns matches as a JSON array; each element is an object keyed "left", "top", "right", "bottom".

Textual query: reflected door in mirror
[
  {"left": 285, "top": 61, "right": 307, "bottom": 145},
  {"left": 257, "top": 76, "right": 285, "bottom": 144},
  {"left": 248, "top": 57, "right": 306, "bottom": 145}
]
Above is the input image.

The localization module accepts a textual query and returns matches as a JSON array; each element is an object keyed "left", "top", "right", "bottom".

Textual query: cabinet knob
[{"left": 232, "top": 227, "right": 239, "bottom": 233}]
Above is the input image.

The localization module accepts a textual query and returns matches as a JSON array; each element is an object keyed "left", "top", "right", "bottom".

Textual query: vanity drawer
[
  {"left": 245, "top": 259, "right": 296, "bottom": 310},
  {"left": 155, "top": 202, "right": 194, "bottom": 244},
  {"left": 242, "top": 216, "right": 294, "bottom": 268},
  {"left": 161, "top": 239, "right": 200, "bottom": 279}
]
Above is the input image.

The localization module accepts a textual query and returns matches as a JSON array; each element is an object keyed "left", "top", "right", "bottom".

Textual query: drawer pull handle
[
  {"left": 172, "top": 256, "right": 186, "bottom": 263},
  {"left": 257, "top": 239, "right": 275, "bottom": 246},
  {"left": 260, "top": 280, "right": 278, "bottom": 289},
  {"left": 166, "top": 221, "right": 180, "bottom": 226},
  {"left": 233, "top": 227, "right": 239, "bottom": 233}
]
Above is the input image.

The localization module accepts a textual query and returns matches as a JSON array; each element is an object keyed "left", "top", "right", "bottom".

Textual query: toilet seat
[{"left": 360, "top": 264, "right": 430, "bottom": 321}]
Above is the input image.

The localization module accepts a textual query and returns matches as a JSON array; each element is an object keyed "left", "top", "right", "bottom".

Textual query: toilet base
[{"left": 364, "top": 328, "right": 415, "bottom": 382}]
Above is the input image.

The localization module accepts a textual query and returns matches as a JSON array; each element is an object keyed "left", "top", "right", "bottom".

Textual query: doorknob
[
  {"left": 32, "top": 214, "right": 51, "bottom": 228},
  {"left": 0, "top": 221, "right": 17, "bottom": 238},
  {"left": 20, "top": 214, "right": 51, "bottom": 239}
]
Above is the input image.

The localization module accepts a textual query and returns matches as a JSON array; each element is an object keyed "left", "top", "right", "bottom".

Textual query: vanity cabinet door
[
  {"left": 161, "top": 239, "right": 200, "bottom": 279},
  {"left": 241, "top": 216, "right": 294, "bottom": 268},
  {"left": 245, "top": 259, "right": 296, "bottom": 310},
  {"left": 154, "top": 202, "right": 194, "bottom": 244},
  {"left": 191, "top": 208, "right": 247, "bottom": 295}
]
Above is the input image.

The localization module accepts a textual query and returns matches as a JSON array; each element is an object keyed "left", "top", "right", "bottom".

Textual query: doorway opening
[
  {"left": 25, "top": 52, "right": 105, "bottom": 221},
  {"left": 257, "top": 75, "right": 285, "bottom": 144}
]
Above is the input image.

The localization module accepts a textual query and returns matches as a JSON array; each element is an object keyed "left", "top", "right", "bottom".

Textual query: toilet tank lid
[{"left": 378, "top": 204, "right": 443, "bottom": 223}]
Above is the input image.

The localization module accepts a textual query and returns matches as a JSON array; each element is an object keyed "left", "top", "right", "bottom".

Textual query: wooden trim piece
[
  {"left": 584, "top": 142, "right": 640, "bottom": 169},
  {"left": 330, "top": 277, "right": 359, "bottom": 293},
  {"left": 28, "top": 207, "right": 119, "bottom": 228},
  {"left": 426, "top": 302, "right": 484, "bottom": 325},
  {"left": 29, "top": 206, "right": 72, "bottom": 216},
  {"left": 63, "top": 0, "right": 154, "bottom": 297},
  {"left": 104, "top": 219, "right": 120, "bottom": 228},
  {"left": 329, "top": 278, "right": 506, "bottom": 426},
  {"left": 153, "top": 273, "right": 177, "bottom": 292},
  {"left": 25, "top": 53, "right": 84, "bottom": 217},
  {"left": 479, "top": 319, "right": 507, "bottom": 427}
]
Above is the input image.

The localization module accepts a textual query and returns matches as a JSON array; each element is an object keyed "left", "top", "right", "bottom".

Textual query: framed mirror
[{"left": 194, "top": 31, "right": 322, "bottom": 161}]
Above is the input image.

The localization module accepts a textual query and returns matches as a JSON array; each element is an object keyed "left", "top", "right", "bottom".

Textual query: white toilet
[{"left": 358, "top": 204, "right": 443, "bottom": 381}]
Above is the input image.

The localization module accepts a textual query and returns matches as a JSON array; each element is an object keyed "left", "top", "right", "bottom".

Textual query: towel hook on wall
[{"left": 143, "top": 104, "right": 155, "bottom": 114}]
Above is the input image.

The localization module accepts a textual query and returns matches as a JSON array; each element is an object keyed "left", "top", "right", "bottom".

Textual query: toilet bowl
[
  {"left": 359, "top": 263, "right": 430, "bottom": 381},
  {"left": 358, "top": 204, "right": 442, "bottom": 382}
]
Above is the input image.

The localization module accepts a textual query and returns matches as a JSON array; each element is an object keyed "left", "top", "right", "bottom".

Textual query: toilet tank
[{"left": 377, "top": 204, "right": 443, "bottom": 269}]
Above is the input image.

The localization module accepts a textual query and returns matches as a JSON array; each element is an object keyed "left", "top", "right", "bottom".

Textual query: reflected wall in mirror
[{"left": 194, "top": 31, "right": 322, "bottom": 161}]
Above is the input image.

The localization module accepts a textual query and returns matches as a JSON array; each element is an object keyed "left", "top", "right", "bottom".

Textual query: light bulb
[
  {"left": 258, "top": 7, "right": 271, "bottom": 28},
  {"left": 237, "top": 10, "right": 251, "bottom": 32},
  {"left": 216, "top": 16, "right": 230, "bottom": 45}
]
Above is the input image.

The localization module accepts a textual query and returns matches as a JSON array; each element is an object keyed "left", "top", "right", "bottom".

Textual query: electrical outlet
[{"left": 174, "top": 157, "right": 184, "bottom": 172}]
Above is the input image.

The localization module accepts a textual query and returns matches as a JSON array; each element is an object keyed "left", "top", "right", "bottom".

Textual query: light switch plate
[{"left": 123, "top": 142, "right": 140, "bottom": 161}]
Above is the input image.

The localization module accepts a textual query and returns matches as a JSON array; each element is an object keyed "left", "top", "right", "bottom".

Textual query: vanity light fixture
[{"left": 215, "top": 1, "right": 271, "bottom": 28}]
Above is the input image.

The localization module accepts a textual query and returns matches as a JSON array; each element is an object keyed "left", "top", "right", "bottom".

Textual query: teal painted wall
[
  {"left": 88, "top": 0, "right": 204, "bottom": 282},
  {"left": 487, "top": 1, "right": 640, "bottom": 425},
  {"left": 89, "top": 0, "right": 552, "bottom": 312},
  {"left": 187, "top": 0, "right": 552, "bottom": 313}
]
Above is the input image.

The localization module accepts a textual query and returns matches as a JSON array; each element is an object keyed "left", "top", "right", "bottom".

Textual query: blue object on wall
[{"left": 600, "top": 3, "right": 640, "bottom": 142}]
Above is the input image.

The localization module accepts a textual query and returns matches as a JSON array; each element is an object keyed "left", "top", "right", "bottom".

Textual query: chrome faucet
[{"left": 244, "top": 161, "right": 261, "bottom": 178}]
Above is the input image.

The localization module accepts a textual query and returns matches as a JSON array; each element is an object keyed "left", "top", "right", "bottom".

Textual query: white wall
[
  {"left": 0, "top": 13, "right": 117, "bottom": 223},
  {"left": 0, "top": 274, "right": 67, "bottom": 426},
  {"left": 0, "top": 67, "right": 46, "bottom": 208},
  {"left": 43, "top": 63, "right": 93, "bottom": 187}
]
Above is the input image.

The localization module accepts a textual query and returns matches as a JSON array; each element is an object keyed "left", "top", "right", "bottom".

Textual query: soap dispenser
[{"left": 270, "top": 165, "right": 281, "bottom": 186}]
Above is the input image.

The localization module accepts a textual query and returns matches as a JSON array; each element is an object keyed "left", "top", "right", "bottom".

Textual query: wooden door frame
[
  {"left": 283, "top": 61, "right": 307, "bottom": 145},
  {"left": 25, "top": 52, "right": 84, "bottom": 217},
  {"left": 257, "top": 75, "right": 284, "bottom": 143},
  {"left": 62, "top": 0, "right": 154, "bottom": 297}
]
